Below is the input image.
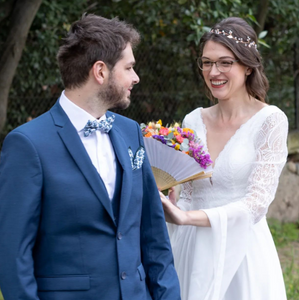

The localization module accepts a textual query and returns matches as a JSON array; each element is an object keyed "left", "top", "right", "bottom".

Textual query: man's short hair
[{"left": 57, "top": 14, "right": 140, "bottom": 89}]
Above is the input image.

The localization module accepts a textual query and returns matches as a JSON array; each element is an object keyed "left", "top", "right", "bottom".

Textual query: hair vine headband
[{"left": 210, "top": 28, "right": 258, "bottom": 51}]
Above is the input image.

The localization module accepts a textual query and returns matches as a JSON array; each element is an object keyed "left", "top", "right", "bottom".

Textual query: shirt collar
[{"left": 59, "top": 90, "right": 107, "bottom": 132}]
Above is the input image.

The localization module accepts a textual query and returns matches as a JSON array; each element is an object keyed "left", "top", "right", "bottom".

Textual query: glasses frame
[{"left": 196, "top": 58, "right": 239, "bottom": 73}]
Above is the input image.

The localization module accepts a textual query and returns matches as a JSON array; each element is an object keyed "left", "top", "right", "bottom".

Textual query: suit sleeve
[
  {"left": 136, "top": 123, "right": 181, "bottom": 300},
  {"left": 0, "top": 131, "right": 42, "bottom": 300}
]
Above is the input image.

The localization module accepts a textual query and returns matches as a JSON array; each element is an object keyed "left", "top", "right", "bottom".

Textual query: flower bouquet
[{"left": 140, "top": 120, "right": 213, "bottom": 191}]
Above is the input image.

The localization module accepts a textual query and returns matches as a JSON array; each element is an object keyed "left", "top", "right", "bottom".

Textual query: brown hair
[
  {"left": 57, "top": 14, "right": 140, "bottom": 89},
  {"left": 198, "top": 17, "right": 269, "bottom": 102}
]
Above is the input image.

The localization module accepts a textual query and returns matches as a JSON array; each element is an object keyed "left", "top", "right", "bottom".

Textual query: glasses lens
[
  {"left": 217, "top": 60, "right": 233, "bottom": 73},
  {"left": 197, "top": 58, "right": 212, "bottom": 71}
]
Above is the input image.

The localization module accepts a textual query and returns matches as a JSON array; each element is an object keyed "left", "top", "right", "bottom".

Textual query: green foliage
[
  {"left": 283, "top": 259, "right": 299, "bottom": 300},
  {"left": 2, "top": 0, "right": 90, "bottom": 135},
  {"left": 268, "top": 219, "right": 299, "bottom": 299},
  {"left": 269, "top": 219, "right": 299, "bottom": 247},
  {"left": 2, "top": 0, "right": 298, "bottom": 135}
]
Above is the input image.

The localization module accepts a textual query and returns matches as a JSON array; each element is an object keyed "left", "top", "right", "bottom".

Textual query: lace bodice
[{"left": 178, "top": 106, "right": 288, "bottom": 224}]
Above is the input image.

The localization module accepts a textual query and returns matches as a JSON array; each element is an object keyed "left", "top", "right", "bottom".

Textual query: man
[{"left": 0, "top": 14, "right": 180, "bottom": 300}]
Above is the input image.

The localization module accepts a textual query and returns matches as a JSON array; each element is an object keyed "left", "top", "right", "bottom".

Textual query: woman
[{"left": 161, "top": 17, "right": 288, "bottom": 300}]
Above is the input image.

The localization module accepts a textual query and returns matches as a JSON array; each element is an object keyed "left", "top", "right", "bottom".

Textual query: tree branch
[
  {"left": 254, "top": 0, "right": 270, "bottom": 36},
  {"left": 0, "top": 0, "right": 43, "bottom": 133}
]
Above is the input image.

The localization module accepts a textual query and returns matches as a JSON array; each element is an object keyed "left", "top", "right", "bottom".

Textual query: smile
[{"left": 211, "top": 80, "right": 227, "bottom": 86}]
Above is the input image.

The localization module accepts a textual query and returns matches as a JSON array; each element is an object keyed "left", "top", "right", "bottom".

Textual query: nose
[
  {"left": 133, "top": 69, "right": 140, "bottom": 85},
  {"left": 209, "top": 62, "right": 221, "bottom": 76}
]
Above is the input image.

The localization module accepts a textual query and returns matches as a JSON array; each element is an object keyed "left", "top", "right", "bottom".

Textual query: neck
[
  {"left": 216, "top": 94, "right": 254, "bottom": 121},
  {"left": 64, "top": 87, "right": 108, "bottom": 119}
]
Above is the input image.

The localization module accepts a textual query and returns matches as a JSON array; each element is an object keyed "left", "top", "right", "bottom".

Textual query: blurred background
[
  {"left": 0, "top": 0, "right": 299, "bottom": 299},
  {"left": 0, "top": 0, "right": 298, "bottom": 144}
]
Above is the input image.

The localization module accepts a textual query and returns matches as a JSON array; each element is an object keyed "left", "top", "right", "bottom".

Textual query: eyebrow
[
  {"left": 126, "top": 61, "right": 136, "bottom": 66},
  {"left": 201, "top": 56, "right": 235, "bottom": 60}
]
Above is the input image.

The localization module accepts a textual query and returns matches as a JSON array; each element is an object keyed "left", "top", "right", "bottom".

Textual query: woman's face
[{"left": 201, "top": 40, "right": 249, "bottom": 102}]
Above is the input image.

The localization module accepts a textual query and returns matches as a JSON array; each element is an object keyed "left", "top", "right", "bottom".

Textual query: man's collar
[{"left": 59, "top": 90, "right": 106, "bottom": 132}]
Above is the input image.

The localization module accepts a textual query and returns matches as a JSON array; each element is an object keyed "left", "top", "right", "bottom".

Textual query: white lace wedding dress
[{"left": 167, "top": 105, "right": 288, "bottom": 300}]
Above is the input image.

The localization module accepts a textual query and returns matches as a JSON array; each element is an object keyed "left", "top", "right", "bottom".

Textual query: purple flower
[{"left": 152, "top": 135, "right": 167, "bottom": 144}]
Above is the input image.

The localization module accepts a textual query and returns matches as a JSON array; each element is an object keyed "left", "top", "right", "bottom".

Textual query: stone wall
[{"left": 268, "top": 165, "right": 299, "bottom": 222}]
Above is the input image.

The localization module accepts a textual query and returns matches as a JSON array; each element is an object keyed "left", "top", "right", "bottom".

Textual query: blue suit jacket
[{"left": 0, "top": 101, "right": 180, "bottom": 300}]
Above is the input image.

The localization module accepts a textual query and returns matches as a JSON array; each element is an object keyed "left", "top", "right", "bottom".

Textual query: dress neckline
[{"left": 198, "top": 105, "right": 271, "bottom": 169}]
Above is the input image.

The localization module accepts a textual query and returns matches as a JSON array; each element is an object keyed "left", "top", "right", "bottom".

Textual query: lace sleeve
[
  {"left": 177, "top": 181, "right": 193, "bottom": 211},
  {"left": 240, "top": 111, "right": 288, "bottom": 224}
]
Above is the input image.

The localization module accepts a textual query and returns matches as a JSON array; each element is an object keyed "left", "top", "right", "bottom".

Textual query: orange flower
[{"left": 145, "top": 132, "right": 152, "bottom": 137}]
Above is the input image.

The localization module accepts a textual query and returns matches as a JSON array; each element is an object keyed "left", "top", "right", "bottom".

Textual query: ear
[
  {"left": 92, "top": 61, "right": 109, "bottom": 85},
  {"left": 245, "top": 67, "right": 252, "bottom": 76}
]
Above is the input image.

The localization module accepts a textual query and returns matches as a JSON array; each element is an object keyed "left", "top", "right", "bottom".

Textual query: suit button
[
  {"left": 117, "top": 232, "right": 122, "bottom": 240},
  {"left": 121, "top": 272, "right": 127, "bottom": 280}
]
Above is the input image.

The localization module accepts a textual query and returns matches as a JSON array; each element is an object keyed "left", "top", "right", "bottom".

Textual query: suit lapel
[
  {"left": 50, "top": 102, "right": 115, "bottom": 223},
  {"left": 108, "top": 119, "right": 132, "bottom": 226}
]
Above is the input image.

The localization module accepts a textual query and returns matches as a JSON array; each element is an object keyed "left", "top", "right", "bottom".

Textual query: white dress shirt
[{"left": 59, "top": 91, "right": 116, "bottom": 200}]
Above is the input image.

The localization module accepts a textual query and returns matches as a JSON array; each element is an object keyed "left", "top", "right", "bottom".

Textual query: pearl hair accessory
[{"left": 210, "top": 28, "right": 258, "bottom": 51}]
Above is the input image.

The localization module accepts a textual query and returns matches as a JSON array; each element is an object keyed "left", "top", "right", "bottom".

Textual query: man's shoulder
[
  {"left": 5, "top": 110, "right": 54, "bottom": 145},
  {"left": 13, "top": 111, "right": 52, "bottom": 133}
]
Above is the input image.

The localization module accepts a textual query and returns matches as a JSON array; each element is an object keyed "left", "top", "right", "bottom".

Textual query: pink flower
[
  {"left": 159, "top": 127, "right": 169, "bottom": 136},
  {"left": 175, "top": 135, "right": 184, "bottom": 144}
]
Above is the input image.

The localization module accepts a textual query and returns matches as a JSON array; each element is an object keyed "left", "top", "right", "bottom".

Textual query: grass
[
  {"left": 268, "top": 219, "right": 299, "bottom": 300},
  {"left": 0, "top": 220, "right": 298, "bottom": 300}
]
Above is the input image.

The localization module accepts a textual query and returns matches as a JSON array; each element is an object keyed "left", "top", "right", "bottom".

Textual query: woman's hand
[
  {"left": 159, "top": 190, "right": 188, "bottom": 225},
  {"left": 167, "top": 187, "right": 177, "bottom": 206},
  {"left": 159, "top": 187, "right": 211, "bottom": 227}
]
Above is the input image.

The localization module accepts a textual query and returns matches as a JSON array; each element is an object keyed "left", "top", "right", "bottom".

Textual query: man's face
[{"left": 100, "top": 43, "right": 140, "bottom": 110}]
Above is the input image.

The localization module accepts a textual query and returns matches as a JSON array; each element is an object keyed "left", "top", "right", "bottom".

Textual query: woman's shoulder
[
  {"left": 183, "top": 107, "right": 202, "bottom": 126},
  {"left": 253, "top": 105, "right": 289, "bottom": 135},
  {"left": 184, "top": 106, "right": 215, "bottom": 123},
  {"left": 258, "top": 104, "right": 288, "bottom": 123}
]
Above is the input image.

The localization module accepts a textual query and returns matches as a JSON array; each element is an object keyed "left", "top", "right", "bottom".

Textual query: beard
[{"left": 98, "top": 74, "right": 131, "bottom": 110}]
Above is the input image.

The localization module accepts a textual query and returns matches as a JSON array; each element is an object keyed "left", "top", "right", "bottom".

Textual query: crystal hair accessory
[{"left": 210, "top": 28, "right": 258, "bottom": 51}]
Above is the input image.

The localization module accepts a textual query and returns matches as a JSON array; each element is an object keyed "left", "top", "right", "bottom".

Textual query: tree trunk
[
  {"left": 254, "top": 0, "right": 269, "bottom": 36},
  {"left": 0, "top": 0, "right": 43, "bottom": 134},
  {"left": 0, "top": 0, "right": 16, "bottom": 23},
  {"left": 294, "top": 39, "right": 299, "bottom": 130}
]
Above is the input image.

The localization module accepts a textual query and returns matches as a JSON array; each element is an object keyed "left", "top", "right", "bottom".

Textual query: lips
[{"left": 210, "top": 80, "right": 227, "bottom": 88}]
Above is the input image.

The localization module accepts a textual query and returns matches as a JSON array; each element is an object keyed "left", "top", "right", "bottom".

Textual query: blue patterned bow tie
[{"left": 83, "top": 115, "right": 115, "bottom": 137}]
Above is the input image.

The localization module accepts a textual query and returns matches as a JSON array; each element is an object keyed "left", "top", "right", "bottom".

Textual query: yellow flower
[
  {"left": 157, "top": 119, "right": 162, "bottom": 125},
  {"left": 183, "top": 128, "right": 194, "bottom": 134},
  {"left": 175, "top": 144, "right": 180, "bottom": 150},
  {"left": 173, "top": 122, "right": 180, "bottom": 128}
]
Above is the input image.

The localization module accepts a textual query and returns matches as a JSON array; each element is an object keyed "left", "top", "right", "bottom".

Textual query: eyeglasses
[{"left": 197, "top": 58, "right": 239, "bottom": 73}]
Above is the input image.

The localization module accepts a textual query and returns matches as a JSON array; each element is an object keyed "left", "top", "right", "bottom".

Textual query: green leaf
[
  {"left": 203, "top": 26, "right": 211, "bottom": 32},
  {"left": 258, "top": 39, "right": 271, "bottom": 48},
  {"left": 168, "top": 132, "right": 174, "bottom": 139},
  {"left": 258, "top": 30, "right": 268, "bottom": 39},
  {"left": 246, "top": 14, "right": 259, "bottom": 26},
  {"left": 180, "top": 143, "right": 189, "bottom": 151}
]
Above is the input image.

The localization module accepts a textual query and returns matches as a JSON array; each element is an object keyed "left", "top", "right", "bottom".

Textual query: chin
[{"left": 112, "top": 98, "right": 131, "bottom": 110}]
